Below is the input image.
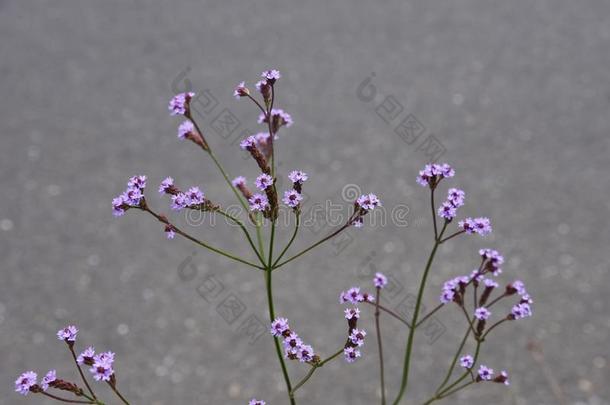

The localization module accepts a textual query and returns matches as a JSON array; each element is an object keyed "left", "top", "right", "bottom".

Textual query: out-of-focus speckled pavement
[{"left": 1, "top": 0, "right": 609, "bottom": 404}]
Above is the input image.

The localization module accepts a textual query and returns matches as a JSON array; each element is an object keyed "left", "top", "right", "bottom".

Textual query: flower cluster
[
  {"left": 270, "top": 318, "right": 317, "bottom": 363},
  {"left": 15, "top": 326, "right": 128, "bottom": 402},
  {"left": 459, "top": 217, "right": 492, "bottom": 235},
  {"left": 112, "top": 175, "right": 147, "bottom": 216},
  {"left": 416, "top": 163, "right": 455, "bottom": 188},
  {"left": 352, "top": 193, "right": 382, "bottom": 228},
  {"left": 438, "top": 188, "right": 466, "bottom": 220},
  {"left": 168, "top": 92, "right": 194, "bottom": 116}
]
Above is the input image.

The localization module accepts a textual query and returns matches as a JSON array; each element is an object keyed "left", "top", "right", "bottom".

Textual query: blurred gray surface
[{"left": 1, "top": 0, "right": 610, "bottom": 404}]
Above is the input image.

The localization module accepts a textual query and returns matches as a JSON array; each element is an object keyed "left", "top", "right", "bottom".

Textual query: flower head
[
  {"left": 344, "top": 307, "right": 360, "bottom": 320},
  {"left": 41, "top": 370, "right": 56, "bottom": 391},
  {"left": 374, "top": 272, "right": 388, "bottom": 288},
  {"left": 416, "top": 163, "right": 455, "bottom": 187},
  {"left": 296, "top": 344, "right": 315, "bottom": 363},
  {"left": 288, "top": 170, "right": 308, "bottom": 184},
  {"left": 511, "top": 303, "right": 532, "bottom": 320},
  {"left": 232, "top": 176, "right": 247, "bottom": 187},
  {"left": 234, "top": 81, "right": 249, "bottom": 99},
  {"left": 478, "top": 365, "right": 494, "bottom": 381},
  {"left": 270, "top": 318, "right": 290, "bottom": 337},
  {"left": 178, "top": 120, "right": 195, "bottom": 139},
  {"left": 249, "top": 400, "right": 266, "bottom": 405},
  {"left": 258, "top": 109, "right": 293, "bottom": 131},
  {"left": 340, "top": 287, "right": 364, "bottom": 304},
  {"left": 447, "top": 188, "right": 466, "bottom": 207},
  {"left": 438, "top": 202, "right": 457, "bottom": 220},
  {"left": 249, "top": 193, "right": 270, "bottom": 212},
  {"left": 168, "top": 92, "right": 195, "bottom": 116},
  {"left": 349, "top": 329, "right": 367, "bottom": 347},
  {"left": 159, "top": 177, "right": 175, "bottom": 194},
  {"left": 77, "top": 347, "right": 96, "bottom": 365},
  {"left": 474, "top": 307, "right": 491, "bottom": 320},
  {"left": 240, "top": 136, "right": 257, "bottom": 150},
  {"left": 255, "top": 174, "right": 274, "bottom": 190},
  {"left": 460, "top": 355, "right": 474, "bottom": 369},
  {"left": 282, "top": 190, "right": 303, "bottom": 208},
  {"left": 459, "top": 217, "right": 492, "bottom": 236},
  {"left": 261, "top": 69, "right": 281, "bottom": 82},
  {"left": 57, "top": 325, "right": 78, "bottom": 342},
  {"left": 495, "top": 370, "right": 510, "bottom": 385},
  {"left": 344, "top": 347, "right": 361, "bottom": 363},
  {"left": 356, "top": 193, "right": 381, "bottom": 211},
  {"left": 14, "top": 371, "right": 37, "bottom": 395}
]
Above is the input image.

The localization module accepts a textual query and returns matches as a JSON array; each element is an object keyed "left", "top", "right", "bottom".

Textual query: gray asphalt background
[{"left": 1, "top": 0, "right": 609, "bottom": 404}]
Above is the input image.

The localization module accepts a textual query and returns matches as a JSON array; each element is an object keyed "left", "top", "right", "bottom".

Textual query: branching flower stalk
[{"left": 15, "top": 70, "right": 533, "bottom": 405}]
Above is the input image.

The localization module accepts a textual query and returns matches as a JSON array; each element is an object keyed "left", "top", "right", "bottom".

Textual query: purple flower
[
  {"left": 270, "top": 318, "right": 290, "bottom": 337},
  {"left": 479, "top": 248, "right": 504, "bottom": 274},
  {"left": 234, "top": 81, "right": 249, "bottom": 99},
  {"left": 171, "top": 193, "right": 188, "bottom": 211},
  {"left": 248, "top": 193, "right": 270, "bottom": 212},
  {"left": 438, "top": 202, "right": 457, "bottom": 220},
  {"left": 296, "top": 344, "right": 315, "bottom": 363},
  {"left": 440, "top": 288, "right": 455, "bottom": 304},
  {"left": 356, "top": 193, "right": 381, "bottom": 211},
  {"left": 113, "top": 175, "right": 147, "bottom": 216},
  {"left": 474, "top": 307, "right": 491, "bottom": 320},
  {"left": 340, "top": 287, "right": 364, "bottom": 304},
  {"left": 261, "top": 69, "right": 281, "bottom": 81},
  {"left": 159, "top": 177, "right": 174, "bottom": 194},
  {"left": 77, "top": 346, "right": 95, "bottom": 365},
  {"left": 352, "top": 217, "right": 364, "bottom": 228},
  {"left": 14, "top": 371, "right": 37, "bottom": 395},
  {"left": 249, "top": 399, "right": 266, "bottom": 405},
  {"left": 185, "top": 186, "right": 205, "bottom": 205},
  {"left": 41, "top": 370, "right": 56, "bottom": 391},
  {"left": 288, "top": 170, "right": 308, "bottom": 184},
  {"left": 447, "top": 188, "right": 466, "bottom": 207},
  {"left": 478, "top": 365, "right": 494, "bottom": 381},
  {"left": 416, "top": 163, "right": 455, "bottom": 187},
  {"left": 178, "top": 120, "right": 195, "bottom": 139},
  {"left": 94, "top": 351, "right": 115, "bottom": 365},
  {"left": 282, "top": 190, "right": 303, "bottom": 208},
  {"left": 459, "top": 355, "right": 474, "bottom": 369},
  {"left": 255, "top": 174, "right": 274, "bottom": 190},
  {"left": 282, "top": 332, "right": 303, "bottom": 349},
  {"left": 459, "top": 217, "right": 492, "bottom": 236},
  {"left": 127, "top": 175, "right": 147, "bottom": 189},
  {"left": 344, "top": 307, "right": 360, "bottom": 320},
  {"left": 90, "top": 362, "right": 113, "bottom": 382},
  {"left": 349, "top": 329, "right": 367, "bottom": 347},
  {"left": 511, "top": 303, "right": 532, "bottom": 320},
  {"left": 240, "top": 136, "right": 257, "bottom": 150},
  {"left": 112, "top": 195, "right": 128, "bottom": 217},
  {"left": 258, "top": 109, "right": 293, "bottom": 128},
  {"left": 57, "top": 325, "right": 78, "bottom": 342},
  {"left": 232, "top": 176, "right": 247, "bottom": 187},
  {"left": 168, "top": 92, "right": 194, "bottom": 116},
  {"left": 374, "top": 272, "right": 388, "bottom": 288},
  {"left": 344, "top": 347, "right": 361, "bottom": 363},
  {"left": 165, "top": 228, "right": 176, "bottom": 239},
  {"left": 483, "top": 278, "right": 499, "bottom": 288},
  {"left": 511, "top": 280, "right": 527, "bottom": 296}
]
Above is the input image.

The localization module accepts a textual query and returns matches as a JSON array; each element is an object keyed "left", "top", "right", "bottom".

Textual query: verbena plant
[{"left": 14, "top": 70, "right": 532, "bottom": 405}]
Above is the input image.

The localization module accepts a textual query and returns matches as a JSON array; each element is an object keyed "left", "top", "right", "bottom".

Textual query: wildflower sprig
[
  {"left": 15, "top": 326, "right": 131, "bottom": 404},
  {"left": 109, "top": 69, "right": 382, "bottom": 404}
]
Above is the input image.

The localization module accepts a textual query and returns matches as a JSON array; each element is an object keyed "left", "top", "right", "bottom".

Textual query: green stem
[
  {"left": 216, "top": 210, "right": 266, "bottom": 266},
  {"left": 290, "top": 348, "right": 344, "bottom": 397},
  {"left": 40, "top": 392, "right": 93, "bottom": 404},
  {"left": 272, "top": 212, "right": 300, "bottom": 267},
  {"left": 435, "top": 325, "right": 471, "bottom": 394},
  {"left": 67, "top": 344, "right": 96, "bottom": 400},
  {"left": 415, "top": 304, "right": 444, "bottom": 328},
  {"left": 107, "top": 381, "right": 130, "bottom": 405},
  {"left": 363, "top": 301, "right": 411, "bottom": 328},
  {"left": 375, "top": 287, "right": 387, "bottom": 405},
  {"left": 144, "top": 208, "right": 264, "bottom": 270}
]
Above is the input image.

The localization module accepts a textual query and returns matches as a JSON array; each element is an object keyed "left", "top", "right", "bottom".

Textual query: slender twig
[
  {"left": 431, "top": 188, "right": 438, "bottom": 239},
  {"left": 375, "top": 287, "right": 386, "bottom": 405},
  {"left": 274, "top": 213, "right": 357, "bottom": 270},
  {"left": 40, "top": 392, "right": 93, "bottom": 404},
  {"left": 272, "top": 211, "right": 300, "bottom": 267},
  {"left": 392, "top": 218, "right": 445, "bottom": 404},
  {"left": 363, "top": 301, "right": 411, "bottom": 328},
  {"left": 143, "top": 207, "right": 264, "bottom": 270},
  {"left": 107, "top": 381, "right": 130, "bottom": 405},
  {"left": 216, "top": 209, "right": 266, "bottom": 266},
  {"left": 67, "top": 345, "right": 96, "bottom": 400},
  {"left": 439, "top": 230, "right": 465, "bottom": 244},
  {"left": 481, "top": 318, "right": 509, "bottom": 340},
  {"left": 415, "top": 304, "right": 444, "bottom": 328},
  {"left": 290, "top": 348, "right": 344, "bottom": 397},
  {"left": 459, "top": 305, "right": 478, "bottom": 337},
  {"left": 435, "top": 325, "right": 472, "bottom": 394}
]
